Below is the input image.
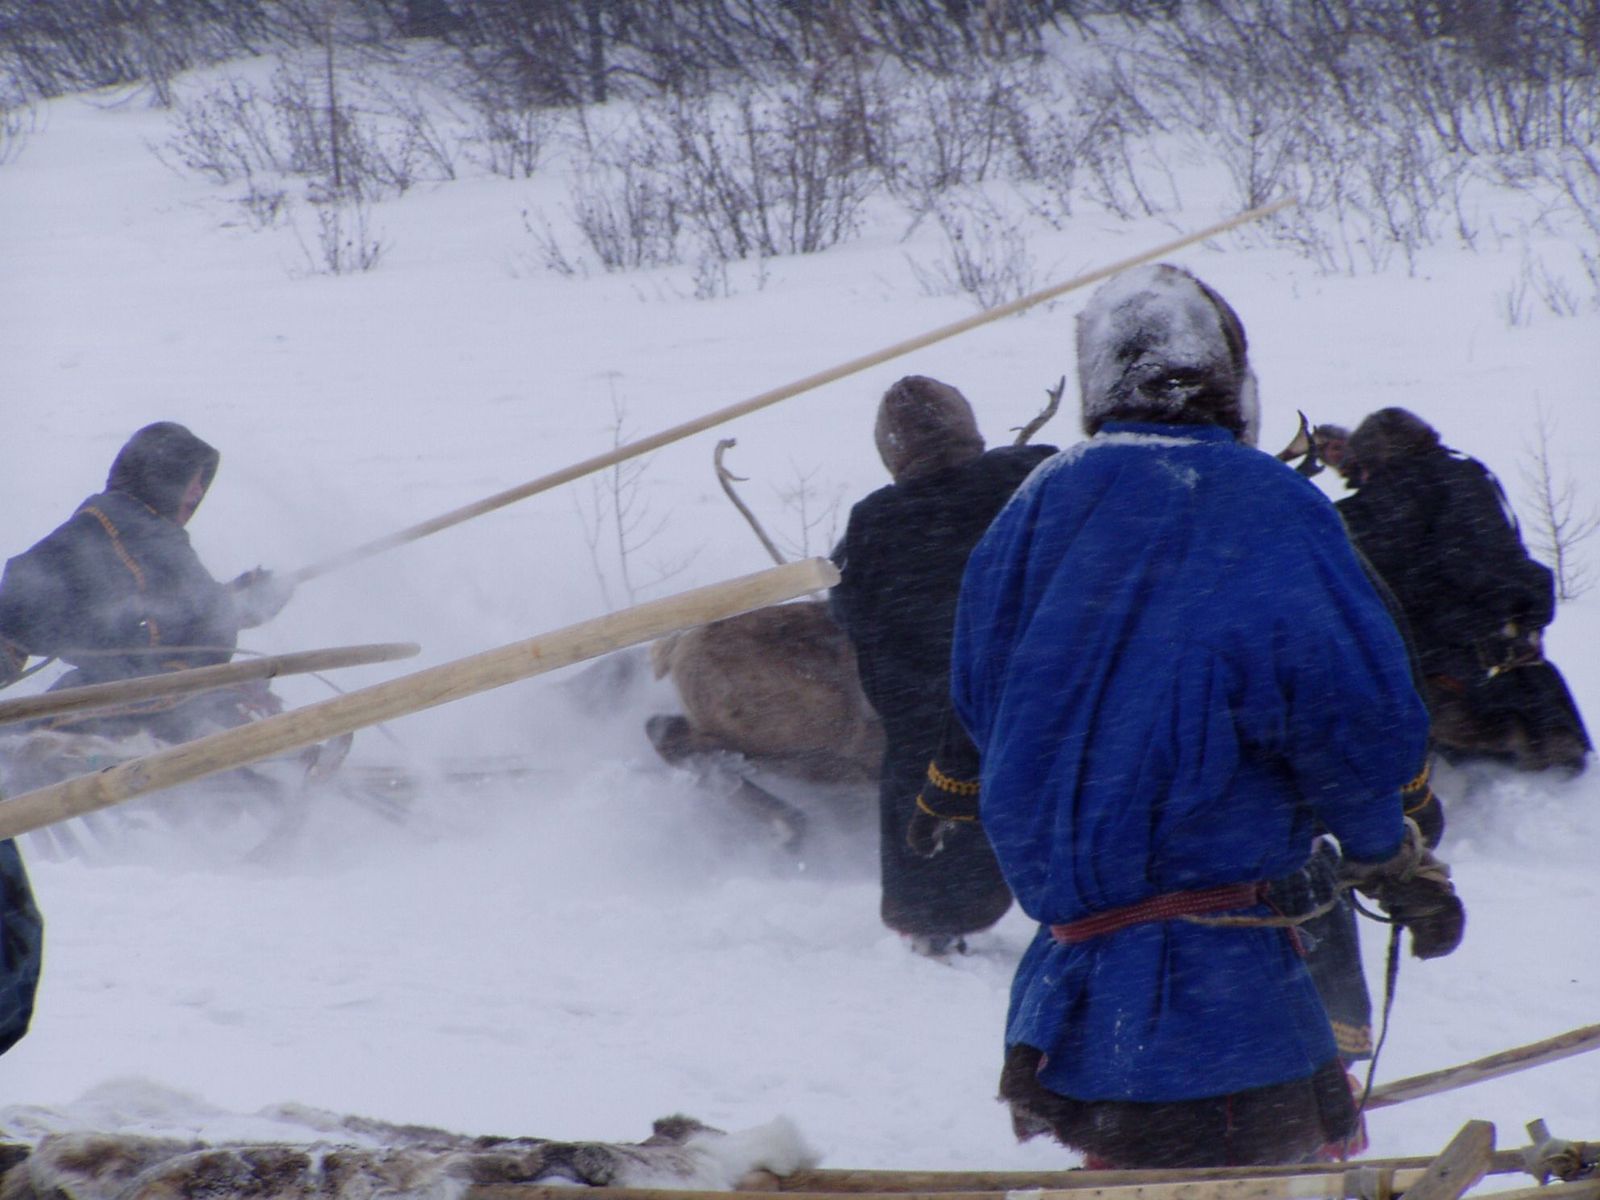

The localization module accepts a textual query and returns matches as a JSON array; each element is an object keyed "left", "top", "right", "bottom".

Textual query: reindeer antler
[
  {"left": 714, "top": 439, "right": 787, "bottom": 567},
  {"left": 1013, "top": 376, "right": 1066, "bottom": 446}
]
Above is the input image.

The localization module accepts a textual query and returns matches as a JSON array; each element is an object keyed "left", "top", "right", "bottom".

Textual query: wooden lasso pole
[
  {"left": 0, "top": 558, "right": 836, "bottom": 840},
  {"left": 0, "top": 642, "right": 420, "bottom": 727},
  {"left": 288, "top": 197, "right": 1296, "bottom": 586}
]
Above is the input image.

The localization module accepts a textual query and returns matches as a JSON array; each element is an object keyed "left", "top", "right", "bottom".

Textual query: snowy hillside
[{"left": 0, "top": 27, "right": 1597, "bottom": 1177}]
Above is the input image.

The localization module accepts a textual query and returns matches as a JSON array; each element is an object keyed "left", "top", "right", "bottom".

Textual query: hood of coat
[
  {"left": 874, "top": 375, "right": 986, "bottom": 483},
  {"left": 1076, "top": 263, "right": 1259, "bottom": 445},
  {"left": 1347, "top": 407, "right": 1443, "bottom": 476},
  {"left": 105, "top": 422, "right": 221, "bottom": 521}
]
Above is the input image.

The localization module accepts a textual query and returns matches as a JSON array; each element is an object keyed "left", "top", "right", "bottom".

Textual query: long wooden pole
[
  {"left": 1367, "top": 1023, "right": 1600, "bottom": 1110},
  {"left": 0, "top": 643, "right": 421, "bottom": 728},
  {"left": 469, "top": 1170, "right": 1420, "bottom": 1200},
  {"left": 288, "top": 198, "right": 1296, "bottom": 585},
  {"left": 751, "top": 1152, "right": 1537, "bottom": 1194},
  {"left": 0, "top": 558, "right": 837, "bottom": 840}
]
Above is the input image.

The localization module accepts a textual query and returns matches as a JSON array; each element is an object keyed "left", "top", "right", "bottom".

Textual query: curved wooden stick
[
  {"left": 0, "top": 558, "right": 838, "bottom": 840},
  {"left": 0, "top": 643, "right": 421, "bottom": 728},
  {"left": 287, "top": 198, "right": 1296, "bottom": 586}
]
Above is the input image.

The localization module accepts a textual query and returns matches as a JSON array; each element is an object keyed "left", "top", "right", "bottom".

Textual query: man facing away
[
  {"left": 950, "top": 265, "right": 1464, "bottom": 1167},
  {"left": 830, "top": 376, "right": 1054, "bottom": 956}
]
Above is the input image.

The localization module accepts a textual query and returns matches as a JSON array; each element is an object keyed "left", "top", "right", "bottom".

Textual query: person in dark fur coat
[
  {"left": 0, "top": 422, "right": 294, "bottom": 744},
  {"left": 0, "top": 835, "right": 42, "bottom": 1059},
  {"left": 829, "top": 376, "right": 1055, "bottom": 955},
  {"left": 952, "top": 265, "right": 1463, "bottom": 1168},
  {"left": 1336, "top": 408, "right": 1590, "bottom": 774}
]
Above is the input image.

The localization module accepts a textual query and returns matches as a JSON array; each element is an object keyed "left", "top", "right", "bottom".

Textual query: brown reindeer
[{"left": 646, "top": 599, "right": 883, "bottom": 849}]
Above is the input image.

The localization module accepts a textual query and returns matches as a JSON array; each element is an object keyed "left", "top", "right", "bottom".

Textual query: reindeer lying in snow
[{"left": 646, "top": 599, "right": 883, "bottom": 849}]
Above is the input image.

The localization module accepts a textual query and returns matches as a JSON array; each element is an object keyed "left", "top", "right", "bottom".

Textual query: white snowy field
[{"left": 0, "top": 65, "right": 1597, "bottom": 1178}]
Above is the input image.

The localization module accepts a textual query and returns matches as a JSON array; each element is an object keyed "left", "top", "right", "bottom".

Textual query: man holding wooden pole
[{"left": 0, "top": 422, "right": 297, "bottom": 744}]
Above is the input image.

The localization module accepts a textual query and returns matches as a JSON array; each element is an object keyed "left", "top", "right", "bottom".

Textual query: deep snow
[{"left": 0, "top": 69, "right": 1596, "bottom": 1178}]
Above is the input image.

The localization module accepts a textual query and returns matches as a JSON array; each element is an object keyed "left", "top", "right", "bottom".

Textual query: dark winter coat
[
  {"left": 0, "top": 838, "right": 42, "bottom": 1058},
  {"left": 0, "top": 423, "right": 235, "bottom": 690},
  {"left": 1336, "top": 447, "right": 1554, "bottom": 681},
  {"left": 830, "top": 442, "right": 1054, "bottom": 938},
  {"left": 951, "top": 423, "right": 1430, "bottom": 1103}
]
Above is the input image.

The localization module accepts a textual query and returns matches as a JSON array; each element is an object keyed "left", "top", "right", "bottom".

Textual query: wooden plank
[
  {"left": 1394, "top": 1121, "right": 1495, "bottom": 1200},
  {"left": 1368, "top": 1025, "right": 1600, "bottom": 1110},
  {"left": 740, "top": 1150, "right": 1534, "bottom": 1193},
  {"left": 468, "top": 1178, "right": 1416, "bottom": 1200},
  {"left": 0, "top": 642, "right": 420, "bottom": 727},
  {"left": 1465, "top": 1182, "right": 1600, "bottom": 1200}
]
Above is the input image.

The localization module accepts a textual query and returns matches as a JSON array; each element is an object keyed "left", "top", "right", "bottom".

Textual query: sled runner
[{"left": 0, "top": 724, "right": 401, "bottom": 864}]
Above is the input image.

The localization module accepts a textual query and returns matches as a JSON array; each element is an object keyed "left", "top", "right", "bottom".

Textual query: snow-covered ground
[{"left": 0, "top": 67, "right": 1596, "bottom": 1176}]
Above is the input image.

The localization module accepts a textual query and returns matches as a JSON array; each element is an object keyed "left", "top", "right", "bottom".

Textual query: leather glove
[
  {"left": 230, "top": 568, "right": 295, "bottom": 629},
  {"left": 1343, "top": 817, "right": 1465, "bottom": 960}
]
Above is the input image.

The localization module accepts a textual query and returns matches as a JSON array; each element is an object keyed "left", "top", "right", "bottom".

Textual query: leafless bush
[
  {"left": 1522, "top": 402, "right": 1600, "bottom": 601},
  {"left": 570, "top": 163, "right": 682, "bottom": 271},
  {"left": 573, "top": 387, "right": 694, "bottom": 609},
  {"left": 881, "top": 66, "right": 1030, "bottom": 207},
  {"left": 773, "top": 464, "right": 845, "bottom": 561},
  {"left": 641, "top": 76, "right": 875, "bottom": 262},
  {"left": 163, "top": 59, "right": 457, "bottom": 202},
  {"left": 0, "top": 0, "right": 277, "bottom": 103},
  {"left": 293, "top": 195, "right": 386, "bottom": 275},
  {"left": 461, "top": 89, "right": 550, "bottom": 179},
  {"left": 517, "top": 208, "right": 582, "bottom": 278},
  {"left": 0, "top": 98, "right": 34, "bottom": 167},
  {"left": 910, "top": 195, "right": 1036, "bottom": 310}
]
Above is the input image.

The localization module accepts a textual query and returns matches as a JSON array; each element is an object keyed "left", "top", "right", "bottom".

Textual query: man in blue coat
[{"left": 951, "top": 264, "right": 1464, "bottom": 1167}]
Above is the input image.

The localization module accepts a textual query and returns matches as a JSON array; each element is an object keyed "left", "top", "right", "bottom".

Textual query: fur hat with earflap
[
  {"left": 1346, "top": 408, "right": 1442, "bottom": 475},
  {"left": 875, "top": 375, "right": 986, "bottom": 484},
  {"left": 1075, "top": 263, "right": 1259, "bottom": 444}
]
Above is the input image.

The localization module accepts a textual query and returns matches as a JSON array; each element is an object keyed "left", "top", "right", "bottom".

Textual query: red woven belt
[{"left": 1049, "top": 882, "right": 1264, "bottom": 944}]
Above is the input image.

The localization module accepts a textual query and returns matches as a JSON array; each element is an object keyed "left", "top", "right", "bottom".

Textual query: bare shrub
[
  {"left": 772, "top": 464, "right": 845, "bottom": 561},
  {"left": 163, "top": 58, "right": 457, "bottom": 203},
  {"left": 517, "top": 208, "right": 583, "bottom": 278},
  {"left": 293, "top": 196, "right": 386, "bottom": 275},
  {"left": 0, "top": 0, "right": 276, "bottom": 103},
  {"left": 881, "top": 66, "right": 1029, "bottom": 207},
  {"left": 641, "top": 75, "right": 875, "bottom": 262},
  {"left": 0, "top": 97, "right": 35, "bottom": 168},
  {"left": 462, "top": 89, "right": 550, "bottom": 179},
  {"left": 1521, "top": 402, "right": 1600, "bottom": 601},
  {"left": 573, "top": 387, "right": 694, "bottom": 609},
  {"left": 910, "top": 195, "right": 1036, "bottom": 310},
  {"left": 570, "top": 163, "right": 682, "bottom": 271}
]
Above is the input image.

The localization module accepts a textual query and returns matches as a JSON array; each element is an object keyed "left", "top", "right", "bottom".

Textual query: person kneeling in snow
[
  {"left": 0, "top": 421, "right": 295, "bottom": 744},
  {"left": 1335, "top": 408, "right": 1590, "bottom": 775},
  {"left": 950, "top": 264, "right": 1464, "bottom": 1168}
]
